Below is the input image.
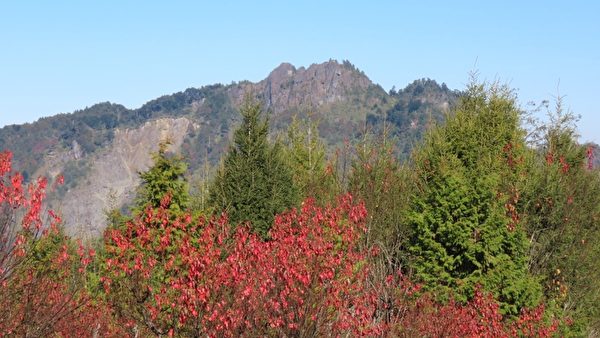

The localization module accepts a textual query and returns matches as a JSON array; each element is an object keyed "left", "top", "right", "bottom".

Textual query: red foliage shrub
[
  {"left": 386, "top": 279, "right": 561, "bottom": 337},
  {"left": 103, "top": 194, "right": 386, "bottom": 336},
  {"left": 0, "top": 150, "right": 125, "bottom": 337},
  {"left": 104, "top": 191, "right": 562, "bottom": 337}
]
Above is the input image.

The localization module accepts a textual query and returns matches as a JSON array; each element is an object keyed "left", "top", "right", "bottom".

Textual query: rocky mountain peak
[
  {"left": 258, "top": 60, "right": 375, "bottom": 114},
  {"left": 268, "top": 62, "right": 297, "bottom": 79}
]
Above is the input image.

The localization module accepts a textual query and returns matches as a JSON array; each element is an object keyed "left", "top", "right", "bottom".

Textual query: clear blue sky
[{"left": 1, "top": 1, "right": 598, "bottom": 143}]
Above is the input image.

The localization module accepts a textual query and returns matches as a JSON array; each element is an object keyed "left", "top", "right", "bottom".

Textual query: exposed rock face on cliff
[
  {"left": 228, "top": 60, "right": 375, "bottom": 109},
  {"left": 227, "top": 60, "right": 390, "bottom": 142},
  {"left": 53, "top": 118, "right": 193, "bottom": 237},
  {"left": 259, "top": 61, "right": 373, "bottom": 112}
]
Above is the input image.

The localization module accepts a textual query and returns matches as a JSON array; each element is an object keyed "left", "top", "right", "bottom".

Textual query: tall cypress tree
[
  {"left": 348, "top": 128, "right": 413, "bottom": 264},
  {"left": 409, "top": 81, "right": 541, "bottom": 316},
  {"left": 209, "top": 99, "right": 298, "bottom": 237},
  {"left": 105, "top": 140, "right": 190, "bottom": 227}
]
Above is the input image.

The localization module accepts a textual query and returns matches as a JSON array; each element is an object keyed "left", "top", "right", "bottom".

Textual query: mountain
[{"left": 0, "top": 60, "right": 460, "bottom": 237}]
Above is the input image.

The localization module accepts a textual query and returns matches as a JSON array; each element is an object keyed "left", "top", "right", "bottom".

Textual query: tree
[
  {"left": 282, "top": 115, "right": 339, "bottom": 203},
  {"left": 134, "top": 140, "right": 189, "bottom": 214},
  {"left": 100, "top": 142, "right": 192, "bottom": 336},
  {"left": 408, "top": 81, "right": 541, "bottom": 315},
  {"left": 101, "top": 192, "right": 387, "bottom": 337},
  {"left": 102, "top": 195, "right": 188, "bottom": 336},
  {"left": 348, "top": 127, "right": 413, "bottom": 268},
  {"left": 209, "top": 99, "right": 298, "bottom": 237},
  {"left": 521, "top": 99, "right": 600, "bottom": 333}
]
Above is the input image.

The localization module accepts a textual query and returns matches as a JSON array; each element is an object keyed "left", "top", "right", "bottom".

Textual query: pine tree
[
  {"left": 408, "top": 81, "right": 541, "bottom": 315},
  {"left": 209, "top": 99, "right": 298, "bottom": 237},
  {"left": 104, "top": 140, "right": 190, "bottom": 230}
]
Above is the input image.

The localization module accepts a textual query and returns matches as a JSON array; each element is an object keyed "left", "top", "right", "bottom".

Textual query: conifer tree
[
  {"left": 282, "top": 116, "right": 339, "bottom": 203},
  {"left": 521, "top": 101, "right": 600, "bottom": 333},
  {"left": 209, "top": 99, "right": 298, "bottom": 237},
  {"left": 101, "top": 142, "right": 191, "bottom": 334},
  {"left": 348, "top": 127, "right": 413, "bottom": 265},
  {"left": 408, "top": 81, "right": 541, "bottom": 315},
  {"left": 134, "top": 140, "right": 189, "bottom": 214}
]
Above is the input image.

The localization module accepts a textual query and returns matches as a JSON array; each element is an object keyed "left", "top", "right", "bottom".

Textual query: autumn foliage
[
  {"left": 103, "top": 194, "right": 382, "bottom": 336},
  {"left": 0, "top": 147, "right": 565, "bottom": 336},
  {"left": 0, "top": 150, "right": 125, "bottom": 337},
  {"left": 387, "top": 279, "right": 561, "bottom": 337},
  {"left": 101, "top": 190, "right": 560, "bottom": 337}
]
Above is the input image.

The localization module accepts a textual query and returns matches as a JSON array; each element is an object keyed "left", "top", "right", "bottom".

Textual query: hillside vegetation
[{"left": 1, "top": 74, "right": 599, "bottom": 336}]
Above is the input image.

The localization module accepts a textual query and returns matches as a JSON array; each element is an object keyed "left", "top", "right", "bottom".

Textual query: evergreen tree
[
  {"left": 521, "top": 101, "right": 600, "bottom": 333},
  {"left": 348, "top": 127, "right": 413, "bottom": 266},
  {"left": 133, "top": 141, "right": 189, "bottom": 214},
  {"left": 209, "top": 99, "right": 298, "bottom": 237},
  {"left": 102, "top": 140, "right": 190, "bottom": 235},
  {"left": 408, "top": 81, "right": 541, "bottom": 315},
  {"left": 100, "top": 142, "right": 191, "bottom": 334},
  {"left": 282, "top": 116, "right": 339, "bottom": 203}
]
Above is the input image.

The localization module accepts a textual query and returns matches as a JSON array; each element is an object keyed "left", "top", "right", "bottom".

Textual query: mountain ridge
[{"left": 0, "top": 60, "right": 460, "bottom": 236}]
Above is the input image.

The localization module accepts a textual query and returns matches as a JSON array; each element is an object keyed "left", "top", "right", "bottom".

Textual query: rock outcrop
[
  {"left": 229, "top": 60, "right": 377, "bottom": 111},
  {"left": 55, "top": 117, "right": 192, "bottom": 238}
]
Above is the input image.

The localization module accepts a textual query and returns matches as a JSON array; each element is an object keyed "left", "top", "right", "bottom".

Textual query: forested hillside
[{"left": 0, "top": 60, "right": 459, "bottom": 235}]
